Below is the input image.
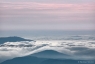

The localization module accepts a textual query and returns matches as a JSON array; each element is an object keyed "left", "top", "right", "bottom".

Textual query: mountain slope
[
  {"left": 1, "top": 55, "right": 94, "bottom": 64},
  {"left": 0, "top": 56, "right": 47, "bottom": 64},
  {"left": 40, "top": 59, "right": 78, "bottom": 64},
  {"left": 31, "top": 50, "right": 70, "bottom": 59}
]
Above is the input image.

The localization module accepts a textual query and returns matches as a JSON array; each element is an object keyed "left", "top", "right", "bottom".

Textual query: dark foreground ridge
[
  {"left": 1, "top": 50, "right": 95, "bottom": 64},
  {"left": 1, "top": 56, "right": 95, "bottom": 64},
  {"left": 0, "top": 36, "right": 33, "bottom": 44}
]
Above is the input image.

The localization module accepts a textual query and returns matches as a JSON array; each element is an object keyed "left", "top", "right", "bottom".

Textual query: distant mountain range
[
  {"left": 1, "top": 50, "right": 95, "bottom": 64},
  {"left": 0, "top": 36, "right": 33, "bottom": 44}
]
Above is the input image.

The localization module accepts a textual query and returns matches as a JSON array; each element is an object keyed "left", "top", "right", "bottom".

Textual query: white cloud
[{"left": 0, "top": 39, "right": 95, "bottom": 63}]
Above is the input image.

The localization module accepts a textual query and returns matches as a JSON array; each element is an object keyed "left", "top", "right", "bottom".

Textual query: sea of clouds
[{"left": 0, "top": 35, "right": 95, "bottom": 63}]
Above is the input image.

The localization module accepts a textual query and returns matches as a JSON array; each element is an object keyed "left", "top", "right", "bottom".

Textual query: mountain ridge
[
  {"left": 31, "top": 50, "right": 70, "bottom": 59},
  {"left": 0, "top": 36, "right": 33, "bottom": 44},
  {"left": 1, "top": 55, "right": 95, "bottom": 64}
]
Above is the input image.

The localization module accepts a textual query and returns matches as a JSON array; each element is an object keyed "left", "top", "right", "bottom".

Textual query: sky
[{"left": 0, "top": 0, "right": 95, "bottom": 31}]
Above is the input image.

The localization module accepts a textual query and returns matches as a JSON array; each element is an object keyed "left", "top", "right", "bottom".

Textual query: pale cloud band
[
  {"left": 0, "top": 1, "right": 95, "bottom": 31},
  {"left": 0, "top": 2, "right": 95, "bottom": 11}
]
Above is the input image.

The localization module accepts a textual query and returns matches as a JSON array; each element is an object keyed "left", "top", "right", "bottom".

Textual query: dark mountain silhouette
[
  {"left": 31, "top": 50, "right": 70, "bottom": 59},
  {"left": 40, "top": 59, "right": 78, "bottom": 64},
  {"left": 1, "top": 55, "right": 94, "bottom": 64},
  {"left": 0, "top": 36, "right": 33, "bottom": 44},
  {"left": 0, "top": 56, "right": 47, "bottom": 64}
]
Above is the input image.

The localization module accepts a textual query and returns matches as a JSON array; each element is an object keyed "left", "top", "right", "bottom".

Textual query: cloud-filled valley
[{"left": 0, "top": 36, "right": 95, "bottom": 63}]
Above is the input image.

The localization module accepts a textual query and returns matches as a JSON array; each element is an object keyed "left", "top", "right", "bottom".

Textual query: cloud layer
[{"left": 0, "top": 37, "right": 95, "bottom": 63}]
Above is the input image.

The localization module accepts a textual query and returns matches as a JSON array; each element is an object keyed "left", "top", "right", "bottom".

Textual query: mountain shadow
[{"left": 0, "top": 36, "right": 33, "bottom": 44}]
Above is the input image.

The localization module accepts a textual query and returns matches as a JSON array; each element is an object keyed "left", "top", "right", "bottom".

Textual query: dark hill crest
[{"left": 0, "top": 36, "right": 33, "bottom": 44}]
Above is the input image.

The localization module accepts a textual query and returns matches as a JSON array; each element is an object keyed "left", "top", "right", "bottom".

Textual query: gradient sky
[{"left": 0, "top": 0, "right": 95, "bottom": 31}]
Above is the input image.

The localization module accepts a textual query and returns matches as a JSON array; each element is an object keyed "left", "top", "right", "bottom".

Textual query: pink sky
[
  {"left": 1, "top": 2, "right": 94, "bottom": 11},
  {"left": 0, "top": 1, "right": 95, "bottom": 31}
]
